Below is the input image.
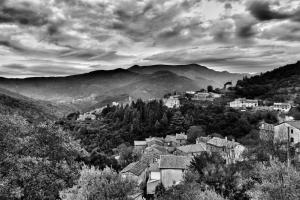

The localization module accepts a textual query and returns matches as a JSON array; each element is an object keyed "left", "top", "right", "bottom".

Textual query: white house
[
  {"left": 273, "top": 103, "right": 292, "bottom": 113},
  {"left": 147, "top": 162, "right": 160, "bottom": 195},
  {"left": 274, "top": 121, "right": 300, "bottom": 145},
  {"left": 159, "top": 155, "right": 192, "bottom": 188},
  {"left": 163, "top": 95, "right": 180, "bottom": 108},
  {"left": 229, "top": 98, "right": 258, "bottom": 108}
]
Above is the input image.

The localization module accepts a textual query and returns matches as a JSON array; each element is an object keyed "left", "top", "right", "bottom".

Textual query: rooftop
[
  {"left": 159, "top": 155, "right": 192, "bottom": 169},
  {"left": 207, "top": 137, "right": 241, "bottom": 148},
  {"left": 277, "top": 121, "right": 300, "bottom": 130},
  {"left": 120, "top": 161, "right": 148, "bottom": 176},
  {"left": 177, "top": 143, "right": 207, "bottom": 153}
]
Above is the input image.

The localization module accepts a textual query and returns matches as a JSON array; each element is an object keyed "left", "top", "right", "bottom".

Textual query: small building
[
  {"left": 273, "top": 103, "right": 292, "bottom": 113},
  {"left": 274, "top": 121, "right": 300, "bottom": 145},
  {"left": 120, "top": 161, "right": 148, "bottom": 185},
  {"left": 206, "top": 137, "right": 246, "bottom": 164},
  {"left": 147, "top": 162, "right": 160, "bottom": 195},
  {"left": 176, "top": 133, "right": 187, "bottom": 146},
  {"left": 163, "top": 95, "right": 180, "bottom": 108},
  {"left": 259, "top": 121, "right": 274, "bottom": 141},
  {"left": 159, "top": 155, "right": 192, "bottom": 188},
  {"left": 229, "top": 98, "right": 258, "bottom": 109},
  {"left": 134, "top": 141, "right": 147, "bottom": 153},
  {"left": 176, "top": 143, "right": 207, "bottom": 156},
  {"left": 192, "top": 92, "right": 210, "bottom": 101}
]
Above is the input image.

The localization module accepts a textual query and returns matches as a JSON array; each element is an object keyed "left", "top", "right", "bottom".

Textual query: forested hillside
[
  {"left": 0, "top": 88, "right": 73, "bottom": 122},
  {"left": 236, "top": 61, "right": 300, "bottom": 102}
]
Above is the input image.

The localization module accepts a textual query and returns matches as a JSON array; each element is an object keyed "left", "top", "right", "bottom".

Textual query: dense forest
[
  {"left": 60, "top": 99, "right": 278, "bottom": 169},
  {"left": 236, "top": 61, "right": 300, "bottom": 102}
]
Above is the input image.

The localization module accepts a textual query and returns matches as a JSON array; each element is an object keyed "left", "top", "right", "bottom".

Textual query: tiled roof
[
  {"left": 177, "top": 143, "right": 206, "bottom": 153},
  {"left": 197, "top": 136, "right": 211, "bottom": 143},
  {"left": 286, "top": 121, "right": 300, "bottom": 130},
  {"left": 159, "top": 155, "right": 192, "bottom": 169},
  {"left": 207, "top": 137, "right": 240, "bottom": 148},
  {"left": 120, "top": 161, "right": 148, "bottom": 176},
  {"left": 176, "top": 133, "right": 187, "bottom": 140},
  {"left": 134, "top": 141, "right": 147, "bottom": 146}
]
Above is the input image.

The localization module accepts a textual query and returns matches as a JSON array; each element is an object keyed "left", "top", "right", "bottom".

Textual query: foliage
[
  {"left": 187, "top": 125, "right": 206, "bottom": 143},
  {"left": 247, "top": 159, "right": 300, "bottom": 200},
  {"left": 235, "top": 61, "right": 300, "bottom": 101},
  {"left": 0, "top": 114, "right": 83, "bottom": 200},
  {"left": 155, "top": 182, "right": 226, "bottom": 200},
  {"left": 60, "top": 165, "right": 137, "bottom": 200},
  {"left": 63, "top": 100, "right": 278, "bottom": 157},
  {"left": 189, "top": 152, "right": 251, "bottom": 200}
]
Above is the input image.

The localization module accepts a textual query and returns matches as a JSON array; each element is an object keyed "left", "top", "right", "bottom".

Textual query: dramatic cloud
[{"left": 0, "top": 0, "right": 300, "bottom": 77}]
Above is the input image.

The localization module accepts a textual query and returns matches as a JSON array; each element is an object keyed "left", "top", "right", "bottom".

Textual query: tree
[
  {"left": 187, "top": 125, "right": 206, "bottom": 143},
  {"left": 60, "top": 165, "right": 137, "bottom": 200},
  {"left": 247, "top": 159, "right": 300, "bottom": 200},
  {"left": 0, "top": 114, "right": 84, "bottom": 200},
  {"left": 169, "top": 111, "right": 185, "bottom": 133},
  {"left": 207, "top": 85, "right": 214, "bottom": 92},
  {"left": 190, "top": 152, "right": 250, "bottom": 200}
]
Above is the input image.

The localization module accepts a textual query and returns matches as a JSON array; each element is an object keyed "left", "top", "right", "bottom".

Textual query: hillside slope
[
  {"left": 235, "top": 61, "right": 300, "bottom": 101},
  {"left": 0, "top": 88, "right": 73, "bottom": 122}
]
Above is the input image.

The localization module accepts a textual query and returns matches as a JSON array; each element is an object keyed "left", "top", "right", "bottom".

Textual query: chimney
[{"left": 225, "top": 137, "right": 228, "bottom": 141}]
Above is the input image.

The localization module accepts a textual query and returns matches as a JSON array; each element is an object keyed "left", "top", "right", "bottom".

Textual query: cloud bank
[{"left": 0, "top": 0, "right": 299, "bottom": 77}]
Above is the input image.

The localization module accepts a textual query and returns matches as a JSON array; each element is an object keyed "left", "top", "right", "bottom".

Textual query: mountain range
[{"left": 0, "top": 64, "right": 245, "bottom": 112}]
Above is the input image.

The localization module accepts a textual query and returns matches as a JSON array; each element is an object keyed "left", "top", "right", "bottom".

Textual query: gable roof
[
  {"left": 177, "top": 143, "right": 206, "bottom": 153},
  {"left": 207, "top": 137, "right": 240, "bottom": 148},
  {"left": 120, "top": 161, "right": 148, "bottom": 176},
  {"left": 286, "top": 121, "right": 300, "bottom": 130},
  {"left": 159, "top": 155, "right": 192, "bottom": 169}
]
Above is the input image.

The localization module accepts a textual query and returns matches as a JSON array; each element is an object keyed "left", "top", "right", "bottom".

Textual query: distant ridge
[{"left": 0, "top": 63, "right": 244, "bottom": 111}]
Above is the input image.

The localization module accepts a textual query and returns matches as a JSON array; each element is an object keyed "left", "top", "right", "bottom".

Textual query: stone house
[
  {"left": 159, "top": 155, "right": 192, "bottom": 188},
  {"left": 274, "top": 121, "right": 300, "bottom": 145}
]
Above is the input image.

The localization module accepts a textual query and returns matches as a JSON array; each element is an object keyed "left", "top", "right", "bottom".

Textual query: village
[{"left": 70, "top": 81, "right": 300, "bottom": 199}]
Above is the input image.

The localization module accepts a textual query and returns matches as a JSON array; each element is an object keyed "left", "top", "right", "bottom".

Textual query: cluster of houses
[
  {"left": 120, "top": 133, "right": 246, "bottom": 198},
  {"left": 259, "top": 120, "right": 300, "bottom": 163},
  {"left": 229, "top": 98, "right": 293, "bottom": 113},
  {"left": 163, "top": 91, "right": 223, "bottom": 108}
]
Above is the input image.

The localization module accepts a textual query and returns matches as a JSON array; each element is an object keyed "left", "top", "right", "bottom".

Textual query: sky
[{"left": 0, "top": 0, "right": 300, "bottom": 77}]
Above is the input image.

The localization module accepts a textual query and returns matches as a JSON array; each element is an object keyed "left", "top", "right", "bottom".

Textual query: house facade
[
  {"left": 273, "top": 103, "right": 292, "bottom": 112},
  {"left": 163, "top": 95, "right": 180, "bottom": 108},
  {"left": 134, "top": 141, "right": 147, "bottom": 153},
  {"left": 259, "top": 121, "right": 275, "bottom": 141},
  {"left": 159, "top": 155, "right": 192, "bottom": 188},
  {"left": 274, "top": 121, "right": 300, "bottom": 145},
  {"left": 229, "top": 98, "right": 258, "bottom": 108},
  {"left": 206, "top": 137, "right": 246, "bottom": 164}
]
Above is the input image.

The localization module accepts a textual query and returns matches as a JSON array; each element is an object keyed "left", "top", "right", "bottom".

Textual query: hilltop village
[{"left": 64, "top": 82, "right": 300, "bottom": 199}]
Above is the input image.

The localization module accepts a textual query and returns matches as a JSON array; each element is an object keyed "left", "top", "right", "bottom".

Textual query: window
[
  {"left": 291, "top": 137, "right": 294, "bottom": 143},
  {"left": 291, "top": 129, "right": 294, "bottom": 134}
]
